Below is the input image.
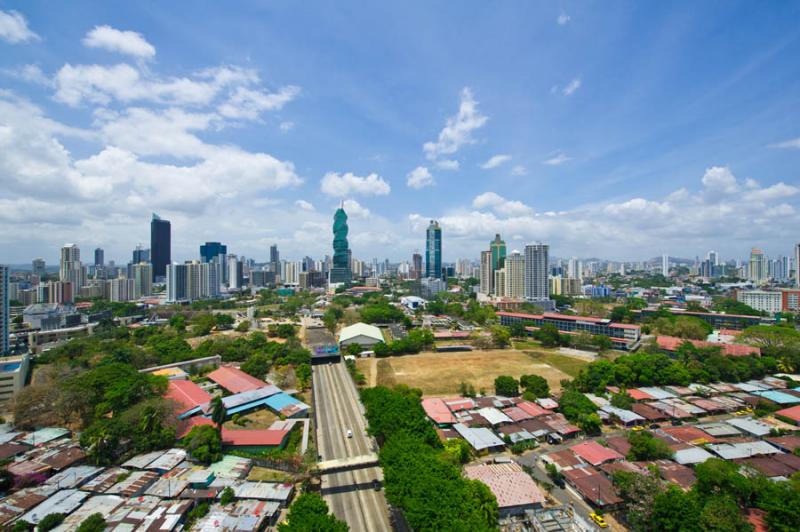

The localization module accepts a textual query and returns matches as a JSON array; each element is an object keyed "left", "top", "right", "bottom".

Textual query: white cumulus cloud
[
  {"left": 295, "top": 199, "right": 314, "bottom": 211},
  {"left": 472, "top": 192, "right": 533, "bottom": 217},
  {"left": 0, "top": 9, "right": 39, "bottom": 43},
  {"left": 562, "top": 78, "right": 581, "bottom": 96},
  {"left": 406, "top": 166, "right": 434, "bottom": 189},
  {"left": 342, "top": 199, "right": 370, "bottom": 218},
  {"left": 82, "top": 25, "right": 156, "bottom": 59},
  {"left": 770, "top": 137, "right": 800, "bottom": 150},
  {"left": 511, "top": 165, "right": 527, "bottom": 176},
  {"left": 543, "top": 153, "right": 572, "bottom": 166},
  {"left": 481, "top": 154, "right": 511, "bottom": 169},
  {"left": 423, "top": 87, "right": 488, "bottom": 162},
  {"left": 320, "top": 172, "right": 390, "bottom": 197}
]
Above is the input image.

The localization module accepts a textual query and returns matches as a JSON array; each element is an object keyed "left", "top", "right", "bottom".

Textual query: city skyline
[{"left": 1, "top": 3, "right": 800, "bottom": 262}]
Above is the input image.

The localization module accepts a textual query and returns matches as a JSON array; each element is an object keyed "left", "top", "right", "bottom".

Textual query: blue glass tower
[
  {"left": 329, "top": 206, "right": 352, "bottom": 284},
  {"left": 425, "top": 220, "right": 442, "bottom": 279},
  {"left": 200, "top": 242, "right": 227, "bottom": 263}
]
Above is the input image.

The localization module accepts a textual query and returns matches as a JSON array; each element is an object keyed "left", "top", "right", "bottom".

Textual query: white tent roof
[{"left": 338, "top": 322, "right": 384, "bottom": 343}]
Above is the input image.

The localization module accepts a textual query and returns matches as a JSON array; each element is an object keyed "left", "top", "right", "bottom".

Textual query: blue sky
[{"left": 1, "top": 1, "right": 799, "bottom": 264}]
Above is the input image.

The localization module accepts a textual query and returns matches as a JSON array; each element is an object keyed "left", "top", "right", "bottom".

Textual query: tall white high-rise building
[
  {"left": 795, "top": 243, "right": 800, "bottom": 288},
  {"left": 132, "top": 262, "right": 153, "bottom": 298},
  {"left": 524, "top": 243, "right": 549, "bottom": 302},
  {"left": 749, "top": 248, "right": 768, "bottom": 284},
  {"left": 60, "top": 244, "right": 82, "bottom": 288},
  {"left": 504, "top": 251, "right": 525, "bottom": 299},
  {"left": 479, "top": 250, "right": 493, "bottom": 295},
  {"left": 282, "top": 261, "right": 301, "bottom": 285},
  {"left": 567, "top": 257, "right": 582, "bottom": 280},
  {"left": 0, "top": 265, "right": 9, "bottom": 355},
  {"left": 661, "top": 254, "right": 669, "bottom": 277}
]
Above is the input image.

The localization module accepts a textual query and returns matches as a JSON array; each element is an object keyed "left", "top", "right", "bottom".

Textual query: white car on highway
[{"left": 346, "top": 429, "right": 353, "bottom": 439}]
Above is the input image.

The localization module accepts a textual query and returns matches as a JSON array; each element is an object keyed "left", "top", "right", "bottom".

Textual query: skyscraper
[
  {"left": 94, "top": 248, "right": 104, "bottom": 267},
  {"left": 329, "top": 206, "right": 352, "bottom": 284},
  {"left": 200, "top": 242, "right": 227, "bottom": 263},
  {"left": 490, "top": 234, "right": 506, "bottom": 272},
  {"left": 524, "top": 243, "right": 549, "bottom": 302},
  {"left": 795, "top": 243, "right": 800, "bottom": 288},
  {"left": 132, "top": 263, "right": 153, "bottom": 298},
  {"left": 749, "top": 248, "right": 768, "bottom": 284},
  {"left": 412, "top": 252, "right": 422, "bottom": 280},
  {"left": 32, "top": 258, "right": 46, "bottom": 278},
  {"left": 0, "top": 265, "right": 8, "bottom": 355},
  {"left": 505, "top": 251, "right": 525, "bottom": 299},
  {"left": 269, "top": 244, "right": 280, "bottom": 276},
  {"left": 150, "top": 213, "right": 171, "bottom": 282},
  {"left": 60, "top": 244, "right": 82, "bottom": 289},
  {"left": 479, "top": 250, "right": 493, "bottom": 295},
  {"left": 132, "top": 245, "right": 150, "bottom": 265},
  {"left": 425, "top": 220, "right": 442, "bottom": 279},
  {"left": 661, "top": 254, "right": 669, "bottom": 277}
]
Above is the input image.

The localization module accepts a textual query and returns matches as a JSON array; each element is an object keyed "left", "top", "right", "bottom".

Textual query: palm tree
[
  {"left": 211, "top": 397, "right": 227, "bottom": 429},
  {"left": 139, "top": 405, "right": 161, "bottom": 435}
]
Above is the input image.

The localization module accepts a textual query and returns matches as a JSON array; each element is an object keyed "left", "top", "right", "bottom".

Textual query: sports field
[{"left": 356, "top": 348, "right": 587, "bottom": 397}]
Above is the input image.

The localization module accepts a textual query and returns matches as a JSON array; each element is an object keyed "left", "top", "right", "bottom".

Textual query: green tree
[
  {"left": 323, "top": 306, "right": 344, "bottom": 334},
  {"left": 295, "top": 363, "right": 312, "bottom": 389},
  {"left": 467, "top": 479, "right": 499, "bottom": 527},
  {"left": 220, "top": 486, "right": 235, "bottom": 505},
  {"left": 38, "top": 514, "right": 66, "bottom": 532},
  {"left": 76, "top": 513, "right": 106, "bottom": 532},
  {"left": 610, "top": 391, "right": 634, "bottom": 410},
  {"left": 278, "top": 493, "right": 348, "bottom": 532},
  {"left": 183, "top": 425, "right": 222, "bottom": 465},
  {"left": 535, "top": 323, "right": 565, "bottom": 347},
  {"left": 627, "top": 430, "right": 673, "bottom": 461},
  {"left": 700, "top": 495, "right": 752, "bottom": 531},
  {"left": 346, "top": 343, "right": 363, "bottom": 357},
  {"left": 443, "top": 438, "right": 471, "bottom": 464},
  {"left": 651, "top": 486, "right": 701, "bottom": 531},
  {"left": 235, "top": 320, "right": 251, "bottom": 333},
  {"left": 520, "top": 374, "right": 549, "bottom": 398},
  {"left": 211, "top": 396, "right": 227, "bottom": 429},
  {"left": 494, "top": 375, "right": 519, "bottom": 397},
  {"left": 241, "top": 353, "right": 271, "bottom": 379},
  {"left": 490, "top": 326, "right": 511, "bottom": 348},
  {"left": 215, "top": 313, "right": 235, "bottom": 329}
]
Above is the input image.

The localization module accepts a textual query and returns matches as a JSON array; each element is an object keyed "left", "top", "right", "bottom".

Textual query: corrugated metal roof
[
  {"left": 453, "top": 423, "right": 504, "bottom": 451},
  {"left": 338, "top": 322, "right": 383, "bottom": 343},
  {"left": 20, "top": 489, "right": 88, "bottom": 524}
]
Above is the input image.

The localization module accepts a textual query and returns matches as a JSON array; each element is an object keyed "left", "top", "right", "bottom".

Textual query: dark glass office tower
[
  {"left": 150, "top": 213, "right": 171, "bottom": 281},
  {"left": 200, "top": 242, "right": 227, "bottom": 263}
]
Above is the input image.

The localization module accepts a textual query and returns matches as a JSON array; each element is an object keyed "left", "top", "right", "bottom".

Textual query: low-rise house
[
  {"left": 193, "top": 499, "right": 281, "bottom": 531},
  {"left": 452, "top": 423, "right": 505, "bottom": 453},
  {"left": 46, "top": 465, "right": 103, "bottom": 489},
  {"left": 139, "top": 499, "right": 193, "bottom": 531},
  {"left": 775, "top": 404, "right": 800, "bottom": 425},
  {"left": 20, "top": 489, "right": 88, "bottom": 525},
  {"left": 80, "top": 467, "right": 129, "bottom": 493},
  {"left": 600, "top": 405, "right": 645, "bottom": 427},
  {"left": 464, "top": 462, "right": 545, "bottom": 517},
  {"left": 725, "top": 417, "right": 773, "bottom": 437},
  {"left": 673, "top": 447, "right": 714, "bottom": 466},
  {"left": 516, "top": 401, "right": 552, "bottom": 418},
  {"left": 106, "top": 470, "right": 160, "bottom": 497},
  {"left": 421, "top": 398, "right": 457, "bottom": 426},
  {"left": 221, "top": 427, "right": 293, "bottom": 452},
  {"left": 54, "top": 494, "right": 124, "bottom": 530},
  {"left": 476, "top": 407, "right": 512, "bottom": 426},
  {"left": 562, "top": 467, "right": 622, "bottom": 508},
  {"left": 570, "top": 441, "right": 623, "bottom": 467},
  {"left": 765, "top": 435, "right": 800, "bottom": 453},
  {"left": 707, "top": 441, "right": 781, "bottom": 460},
  {"left": 105, "top": 495, "right": 163, "bottom": 529},
  {"left": 631, "top": 403, "right": 668, "bottom": 421}
]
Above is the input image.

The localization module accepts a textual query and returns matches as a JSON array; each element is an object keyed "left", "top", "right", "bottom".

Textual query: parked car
[{"left": 590, "top": 512, "right": 608, "bottom": 528}]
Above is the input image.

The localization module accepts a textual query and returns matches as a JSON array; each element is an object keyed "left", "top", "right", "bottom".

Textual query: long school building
[{"left": 497, "top": 311, "right": 641, "bottom": 350}]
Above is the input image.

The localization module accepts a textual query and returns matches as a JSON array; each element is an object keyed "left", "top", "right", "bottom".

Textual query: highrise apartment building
[
  {"left": 60, "top": 244, "right": 82, "bottom": 289},
  {"left": 32, "top": 258, "right": 46, "bottom": 278},
  {"left": 524, "top": 243, "right": 549, "bottom": 302},
  {"left": 504, "top": 251, "right": 525, "bottom": 299},
  {"left": 661, "top": 254, "right": 669, "bottom": 277},
  {"left": 749, "top": 248, "right": 768, "bottom": 284},
  {"left": 479, "top": 250, "right": 493, "bottom": 295},
  {"left": 0, "top": 265, "right": 9, "bottom": 355},
  {"left": 132, "top": 262, "right": 153, "bottom": 298}
]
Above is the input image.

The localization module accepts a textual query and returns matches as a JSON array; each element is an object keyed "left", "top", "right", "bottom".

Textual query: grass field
[
  {"left": 247, "top": 466, "right": 293, "bottom": 482},
  {"left": 356, "top": 349, "right": 585, "bottom": 397},
  {"left": 223, "top": 408, "right": 278, "bottom": 430}
]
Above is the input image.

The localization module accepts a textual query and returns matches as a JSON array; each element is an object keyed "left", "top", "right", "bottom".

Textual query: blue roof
[
  {"left": 265, "top": 393, "right": 309, "bottom": 413},
  {"left": 753, "top": 390, "right": 800, "bottom": 405}
]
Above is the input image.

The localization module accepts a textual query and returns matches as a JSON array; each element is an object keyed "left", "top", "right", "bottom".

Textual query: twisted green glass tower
[{"left": 329, "top": 205, "right": 352, "bottom": 284}]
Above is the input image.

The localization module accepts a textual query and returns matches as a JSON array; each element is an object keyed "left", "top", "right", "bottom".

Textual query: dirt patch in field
[{"left": 357, "top": 349, "right": 578, "bottom": 397}]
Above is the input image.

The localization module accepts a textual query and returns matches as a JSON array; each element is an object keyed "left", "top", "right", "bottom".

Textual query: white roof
[
  {"left": 708, "top": 441, "right": 780, "bottom": 460},
  {"left": 46, "top": 465, "right": 103, "bottom": 489},
  {"left": 453, "top": 423, "right": 505, "bottom": 451},
  {"left": 477, "top": 407, "right": 512, "bottom": 426},
  {"left": 725, "top": 417, "right": 772, "bottom": 437},
  {"left": 600, "top": 405, "right": 645, "bottom": 424},
  {"left": 637, "top": 387, "right": 677, "bottom": 400},
  {"left": 21, "top": 489, "right": 88, "bottom": 524},
  {"left": 674, "top": 447, "right": 714, "bottom": 465},
  {"left": 338, "top": 322, "right": 383, "bottom": 343}
]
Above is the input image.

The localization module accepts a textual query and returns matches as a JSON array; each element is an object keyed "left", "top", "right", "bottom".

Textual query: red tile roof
[
  {"left": 165, "top": 380, "right": 212, "bottom": 411},
  {"left": 221, "top": 428, "right": 290, "bottom": 447},
  {"left": 421, "top": 398, "right": 456, "bottom": 424},
  {"left": 516, "top": 401, "right": 552, "bottom": 418},
  {"left": 207, "top": 366, "right": 268, "bottom": 394},
  {"left": 627, "top": 389, "right": 654, "bottom": 401},
  {"left": 570, "top": 441, "right": 624, "bottom": 466},
  {"left": 464, "top": 463, "right": 545, "bottom": 508},
  {"left": 776, "top": 405, "right": 800, "bottom": 424},
  {"left": 656, "top": 336, "right": 760, "bottom": 357},
  {"left": 661, "top": 426, "right": 716, "bottom": 444}
]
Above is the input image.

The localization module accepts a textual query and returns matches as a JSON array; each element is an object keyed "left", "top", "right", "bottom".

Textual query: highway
[{"left": 313, "top": 362, "right": 392, "bottom": 531}]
